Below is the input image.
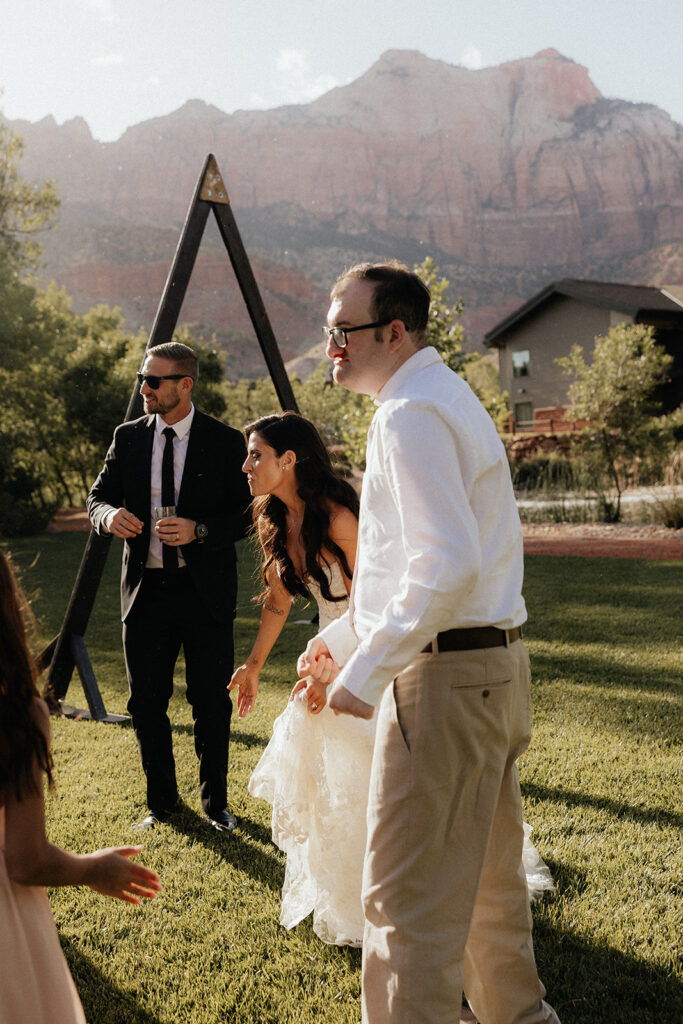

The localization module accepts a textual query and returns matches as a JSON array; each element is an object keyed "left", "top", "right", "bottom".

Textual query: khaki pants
[{"left": 361, "top": 641, "right": 549, "bottom": 1024}]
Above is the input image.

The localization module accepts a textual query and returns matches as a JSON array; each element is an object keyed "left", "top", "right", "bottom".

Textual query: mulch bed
[{"left": 48, "top": 510, "right": 683, "bottom": 560}]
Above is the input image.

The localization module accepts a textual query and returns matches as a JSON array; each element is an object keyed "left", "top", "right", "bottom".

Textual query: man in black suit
[{"left": 88, "top": 342, "right": 251, "bottom": 832}]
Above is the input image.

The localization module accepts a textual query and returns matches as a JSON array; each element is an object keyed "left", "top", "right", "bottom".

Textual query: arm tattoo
[{"left": 264, "top": 601, "right": 285, "bottom": 616}]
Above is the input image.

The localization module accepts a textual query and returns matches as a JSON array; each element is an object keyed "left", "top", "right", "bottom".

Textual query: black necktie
[{"left": 161, "top": 427, "right": 178, "bottom": 570}]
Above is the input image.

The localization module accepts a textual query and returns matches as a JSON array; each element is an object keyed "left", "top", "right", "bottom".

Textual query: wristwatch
[{"left": 194, "top": 522, "right": 209, "bottom": 544}]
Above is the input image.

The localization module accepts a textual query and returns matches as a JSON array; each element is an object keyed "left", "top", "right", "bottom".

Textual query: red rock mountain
[{"left": 9, "top": 48, "right": 683, "bottom": 376}]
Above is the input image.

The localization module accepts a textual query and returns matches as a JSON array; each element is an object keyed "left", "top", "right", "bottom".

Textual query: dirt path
[
  {"left": 48, "top": 510, "right": 683, "bottom": 560},
  {"left": 522, "top": 523, "right": 682, "bottom": 560}
]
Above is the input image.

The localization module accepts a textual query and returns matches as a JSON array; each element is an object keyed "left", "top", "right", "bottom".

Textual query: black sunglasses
[{"left": 136, "top": 372, "right": 188, "bottom": 390}]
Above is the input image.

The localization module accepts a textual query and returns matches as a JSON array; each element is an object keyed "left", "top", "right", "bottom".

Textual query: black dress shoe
[
  {"left": 206, "top": 808, "right": 236, "bottom": 832},
  {"left": 135, "top": 812, "right": 164, "bottom": 831},
  {"left": 134, "top": 807, "right": 174, "bottom": 831}
]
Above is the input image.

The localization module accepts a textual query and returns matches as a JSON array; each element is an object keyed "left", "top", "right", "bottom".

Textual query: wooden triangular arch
[{"left": 41, "top": 154, "right": 298, "bottom": 719}]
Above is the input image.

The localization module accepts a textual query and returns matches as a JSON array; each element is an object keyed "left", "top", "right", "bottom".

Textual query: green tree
[
  {"left": 557, "top": 323, "right": 675, "bottom": 520},
  {"left": 0, "top": 119, "right": 58, "bottom": 283},
  {"left": 415, "top": 257, "right": 508, "bottom": 428},
  {"left": 172, "top": 326, "right": 229, "bottom": 420},
  {"left": 417, "top": 256, "right": 468, "bottom": 372},
  {"left": 0, "top": 120, "right": 60, "bottom": 532}
]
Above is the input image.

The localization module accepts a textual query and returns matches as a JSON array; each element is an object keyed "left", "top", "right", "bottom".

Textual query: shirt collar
[
  {"left": 155, "top": 403, "right": 195, "bottom": 440},
  {"left": 375, "top": 347, "right": 443, "bottom": 404}
]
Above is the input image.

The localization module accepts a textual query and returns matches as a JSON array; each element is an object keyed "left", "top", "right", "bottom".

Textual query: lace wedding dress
[{"left": 249, "top": 562, "right": 554, "bottom": 947}]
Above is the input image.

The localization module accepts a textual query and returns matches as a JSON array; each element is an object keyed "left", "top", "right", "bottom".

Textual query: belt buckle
[{"left": 503, "top": 626, "right": 522, "bottom": 647}]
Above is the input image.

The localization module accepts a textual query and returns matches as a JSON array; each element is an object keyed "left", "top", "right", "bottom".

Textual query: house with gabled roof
[{"left": 484, "top": 280, "right": 683, "bottom": 431}]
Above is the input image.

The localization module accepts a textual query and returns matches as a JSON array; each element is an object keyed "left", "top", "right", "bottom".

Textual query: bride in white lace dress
[{"left": 231, "top": 412, "right": 553, "bottom": 947}]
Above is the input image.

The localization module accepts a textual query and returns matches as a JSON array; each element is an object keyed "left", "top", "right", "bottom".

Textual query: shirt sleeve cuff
[
  {"left": 101, "top": 507, "right": 118, "bottom": 533},
  {"left": 337, "top": 649, "right": 390, "bottom": 708},
  {"left": 318, "top": 612, "right": 358, "bottom": 667}
]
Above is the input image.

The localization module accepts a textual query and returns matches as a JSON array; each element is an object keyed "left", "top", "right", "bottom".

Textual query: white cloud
[
  {"left": 81, "top": 0, "right": 116, "bottom": 23},
  {"left": 460, "top": 44, "right": 483, "bottom": 70},
  {"left": 90, "top": 53, "right": 124, "bottom": 67},
  {"left": 274, "top": 49, "right": 338, "bottom": 104}
]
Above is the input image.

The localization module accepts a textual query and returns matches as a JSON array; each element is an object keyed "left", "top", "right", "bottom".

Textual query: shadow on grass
[
  {"left": 522, "top": 780, "right": 683, "bottom": 830},
  {"left": 530, "top": 657, "right": 681, "bottom": 744},
  {"left": 168, "top": 805, "right": 284, "bottom": 892},
  {"left": 533, "top": 915, "right": 682, "bottom": 1024},
  {"left": 61, "top": 936, "right": 163, "bottom": 1024},
  {"left": 529, "top": 648, "right": 681, "bottom": 695},
  {"left": 168, "top": 720, "right": 268, "bottom": 751}
]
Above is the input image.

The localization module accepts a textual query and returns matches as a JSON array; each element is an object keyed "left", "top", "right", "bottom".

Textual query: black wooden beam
[
  {"left": 45, "top": 531, "right": 112, "bottom": 701},
  {"left": 212, "top": 198, "right": 298, "bottom": 412},
  {"left": 44, "top": 153, "right": 297, "bottom": 713},
  {"left": 125, "top": 154, "right": 213, "bottom": 421}
]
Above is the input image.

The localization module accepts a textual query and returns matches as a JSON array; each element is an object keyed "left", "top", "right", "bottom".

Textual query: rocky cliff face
[{"left": 9, "top": 48, "right": 683, "bottom": 373}]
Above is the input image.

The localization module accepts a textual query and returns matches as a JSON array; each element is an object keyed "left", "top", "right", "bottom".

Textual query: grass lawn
[{"left": 3, "top": 533, "right": 682, "bottom": 1024}]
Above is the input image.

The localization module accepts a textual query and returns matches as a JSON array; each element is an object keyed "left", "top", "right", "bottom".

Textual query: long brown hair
[
  {"left": 0, "top": 551, "right": 54, "bottom": 800},
  {"left": 245, "top": 413, "right": 359, "bottom": 603}
]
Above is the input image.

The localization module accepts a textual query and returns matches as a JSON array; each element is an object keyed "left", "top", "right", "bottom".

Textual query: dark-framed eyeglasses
[
  {"left": 322, "top": 319, "right": 392, "bottom": 350},
  {"left": 137, "top": 372, "right": 187, "bottom": 390}
]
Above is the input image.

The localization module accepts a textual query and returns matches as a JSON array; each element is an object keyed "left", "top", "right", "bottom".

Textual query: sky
[{"left": 1, "top": 0, "right": 681, "bottom": 141}]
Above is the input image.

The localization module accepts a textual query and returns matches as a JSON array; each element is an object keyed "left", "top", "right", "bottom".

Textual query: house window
[
  {"left": 514, "top": 401, "right": 533, "bottom": 426},
  {"left": 512, "top": 350, "right": 530, "bottom": 378}
]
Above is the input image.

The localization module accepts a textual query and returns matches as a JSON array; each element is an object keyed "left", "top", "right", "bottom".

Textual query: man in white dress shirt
[{"left": 298, "top": 263, "right": 560, "bottom": 1024}]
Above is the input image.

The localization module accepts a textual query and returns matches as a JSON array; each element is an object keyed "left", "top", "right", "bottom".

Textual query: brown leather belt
[{"left": 421, "top": 625, "right": 523, "bottom": 654}]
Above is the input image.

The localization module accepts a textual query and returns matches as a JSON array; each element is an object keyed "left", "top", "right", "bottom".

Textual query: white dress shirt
[
  {"left": 146, "top": 405, "right": 195, "bottom": 568},
  {"left": 103, "top": 406, "right": 195, "bottom": 569},
  {"left": 320, "top": 347, "right": 527, "bottom": 707}
]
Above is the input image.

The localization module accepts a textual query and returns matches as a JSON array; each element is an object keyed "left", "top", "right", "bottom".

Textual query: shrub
[
  {"left": 647, "top": 489, "right": 683, "bottom": 530},
  {"left": 511, "top": 453, "right": 574, "bottom": 492}
]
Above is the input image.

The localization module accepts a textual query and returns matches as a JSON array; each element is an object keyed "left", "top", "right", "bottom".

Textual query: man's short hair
[
  {"left": 147, "top": 342, "right": 198, "bottom": 381},
  {"left": 331, "top": 260, "right": 431, "bottom": 347}
]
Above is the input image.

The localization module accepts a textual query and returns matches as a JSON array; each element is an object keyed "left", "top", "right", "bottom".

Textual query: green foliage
[
  {"left": 557, "top": 324, "right": 677, "bottom": 520},
  {"left": 3, "top": 534, "right": 682, "bottom": 1024},
  {"left": 511, "top": 453, "right": 575, "bottom": 492},
  {"left": 416, "top": 256, "right": 468, "bottom": 372},
  {"left": 294, "top": 366, "right": 375, "bottom": 472},
  {"left": 172, "top": 326, "right": 228, "bottom": 419},
  {"left": 646, "top": 488, "right": 683, "bottom": 529},
  {"left": 415, "top": 257, "right": 508, "bottom": 428},
  {"left": 221, "top": 375, "right": 281, "bottom": 430},
  {"left": 0, "top": 118, "right": 58, "bottom": 282},
  {"left": 0, "top": 122, "right": 61, "bottom": 533}
]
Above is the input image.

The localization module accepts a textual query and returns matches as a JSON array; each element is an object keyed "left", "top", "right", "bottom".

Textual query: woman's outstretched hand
[
  {"left": 228, "top": 664, "right": 260, "bottom": 717},
  {"left": 84, "top": 846, "right": 161, "bottom": 904}
]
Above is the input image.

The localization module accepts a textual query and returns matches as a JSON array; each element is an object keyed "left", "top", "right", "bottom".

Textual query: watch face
[{"left": 196, "top": 523, "right": 208, "bottom": 540}]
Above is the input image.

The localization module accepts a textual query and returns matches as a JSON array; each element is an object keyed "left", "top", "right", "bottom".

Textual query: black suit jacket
[{"left": 87, "top": 410, "right": 251, "bottom": 624}]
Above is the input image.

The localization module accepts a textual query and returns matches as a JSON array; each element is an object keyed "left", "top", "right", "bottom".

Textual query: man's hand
[
  {"left": 328, "top": 683, "right": 374, "bottom": 720},
  {"left": 228, "top": 664, "right": 259, "bottom": 718},
  {"left": 107, "top": 508, "right": 144, "bottom": 539},
  {"left": 290, "top": 675, "right": 328, "bottom": 715},
  {"left": 297, "top": 637, "right": 340, "bottom": 684},
  {"left": 155, "top": 516, "right": 196, "bottom": 546}
]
